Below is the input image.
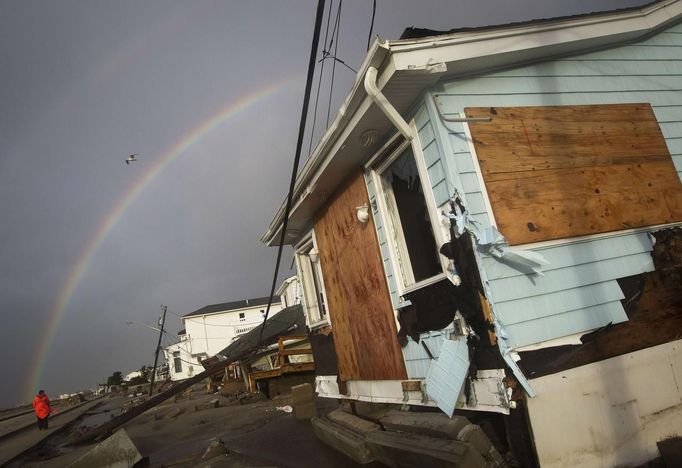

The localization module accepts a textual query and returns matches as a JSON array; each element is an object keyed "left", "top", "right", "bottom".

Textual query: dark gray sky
[{"left": 0, "top": 0, "right": 648, "bottom": 407}]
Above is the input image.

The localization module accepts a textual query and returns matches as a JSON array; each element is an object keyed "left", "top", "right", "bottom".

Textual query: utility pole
[{"left": 149, "top": 304, "right": 167, "bottom": 396}]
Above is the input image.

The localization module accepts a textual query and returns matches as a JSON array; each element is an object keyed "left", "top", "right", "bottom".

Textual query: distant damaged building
[{"left": 262, "top": 1, "right": 682, "bottom": 466}]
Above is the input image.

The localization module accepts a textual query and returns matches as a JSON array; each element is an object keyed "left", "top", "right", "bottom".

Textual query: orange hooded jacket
[{"left": 32, "top": 393, "right": 52, "bottom": 419}]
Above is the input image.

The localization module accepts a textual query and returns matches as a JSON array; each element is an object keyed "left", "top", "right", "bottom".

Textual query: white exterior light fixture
[{"left": 356, "top": 204, "right": 370, "bottom": 224}]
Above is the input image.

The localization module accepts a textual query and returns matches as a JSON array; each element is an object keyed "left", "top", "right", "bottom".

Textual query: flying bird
[{"left": 125, "top": 154, "right": 138, "bottom": 165}]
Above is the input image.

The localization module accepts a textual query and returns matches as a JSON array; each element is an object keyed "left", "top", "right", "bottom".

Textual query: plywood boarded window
[
  {"left": 465, "top": 104, "right": 682, "bottom": 245},
  {"left": 313, "top": 170, "right": 407, "bottom": 381}
]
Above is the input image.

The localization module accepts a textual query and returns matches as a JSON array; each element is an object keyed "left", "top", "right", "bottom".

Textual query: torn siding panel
[
  {"left": 429, "top": 20, "right": 682, "bottom": 351},
  {"left": 402, "top": 327, "right": 454, "bottom": 379},
  {"left": 494, "top": 281, "right": 625, "bottom": 325},
  {"left": 489, "top": 252, "right": 655, "bottom": 303},
  {"left": 424, "top": 337, "right": 470, "bottom": 417},
  {"left": 505, "top": 301, "right": 628, "bottom": 349},
  {"left": 480, "top": 232, "right": 654, "bottom": 281}
]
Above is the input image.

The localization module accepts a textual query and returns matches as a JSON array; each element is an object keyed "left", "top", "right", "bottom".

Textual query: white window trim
[
  {"left": 295, "top": 231, "right": 331, "bottom": 330},
  {"left": 369, "top": 121, "right": 448, "bottom": 298}
]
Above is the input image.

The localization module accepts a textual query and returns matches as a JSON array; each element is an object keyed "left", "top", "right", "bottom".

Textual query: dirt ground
[{"left": 11, "top": 387, "right": 380, "bottom": 467}]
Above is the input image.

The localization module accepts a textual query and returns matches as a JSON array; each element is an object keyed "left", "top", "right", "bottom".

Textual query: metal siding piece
[
  {"left": 417, "top": 121, "right": 436, "bottom": 147},
  {"left": 447, "top": 131, "right": 471, "bottom": 153},
  {"left": 428, "top": 24, "right": 682, "bottom": 352},
  {"left": 435, "top": 91, "right": 682, "bottom": 108},
  {"left": 432, "top": 180, "right": 451, "bottom": 207},
  {"left": 654, "top": 106, "right": 682, "bottom": 123},
  {"left": 460, "top": 172, "right": 482, "bottom": 194},
  {"left": 492, "top": 60, "right": 682, "bottom": 77},
  {"left": 452, "top": 151, "right": 476, "bottom": 173},
  {"left": 489, "top": 253, "right": 655, "bottom": 303},
  {"left": 421, "top": 138, "right": 440, "bottom": 167},
  {"left": 673, "top": 154, "right": 682, "bottom": 173},
  {"left": 449, "top": 75, "right": 682, "bottom": 95},
  {"left": 414, "top": 104, "right": 430, "bottom": 130},
  {"left": 463, "top": 192, "right": 488, "bottom": 215},
  {"left": 403, "top": 328, "right": 454, "bottom": 379},
  {"left": 667, "top": 138, "right": 682, "bottom": 155},
  {"left": 505, "top": 301, "right": 628, "bottom": 349},
  {"left": 424, "top": 338, "right": 470, "bottom": 417},
  {"left": 481, "top": 232, "right": 653, "bottom": 280},
  {"left": 660, "top": 121, "right": 682, "bottom": 138},
  {"left": 427, "top": 159, "right": 446, "bottom": 183},
  {"left": 494, "top": 280, "right": 625, "bottom": 325}
]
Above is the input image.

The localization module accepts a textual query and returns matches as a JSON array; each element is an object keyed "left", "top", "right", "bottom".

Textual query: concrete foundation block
[
  {"left": 456, "top": 423, "right": 503, "bottom": 465},
  {"left": 379, "top": 410, "right": 469, "bottom": 440},
  {"left": 456, "top": 424, "right": 492, "bottom": 454},
  {"left": 327, "top": 409, "right": 380, "bottom": 434},
  {"left": 291, "top": 383, "right": 313, "bottom": 401},
  {"left": 291, "top": 383, "right": 316, "bottom": 420},
  {"left": 294, "top": 400, "right": 317, "bottom": 420},
  {"left": 67, "top": 428, "right": 142, "bottom": 468},
  {"left": 350, "top": 401, "right": 393, "bottom": 423},
  {"left": 194, "top": 398, "right": 220, "bottom": 412},
  {"left": 365, "top": 430, "right": 485, "bottom": 468},
  {"left": 311, "top": 416, "right": 374, "bottom": 464}
]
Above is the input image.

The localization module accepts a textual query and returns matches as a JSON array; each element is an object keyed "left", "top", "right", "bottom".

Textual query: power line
[
  {"left": 308, "top": 0, "right": 334, "bottom": 156},
  {"left": 367, "top": 0, "right": 377, "bottom": 51},
  {"left": 258, "top": 0, "right": 327, "bottom": 348},
  {"left": 326, "top": 0, "right": 343, "bottom": 127}
]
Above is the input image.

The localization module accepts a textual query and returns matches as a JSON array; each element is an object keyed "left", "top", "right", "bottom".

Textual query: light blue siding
[
  {"left": 425, "top": 337, "right": 470, "bottom": 417},
  {"left": 425, "top": 22, "right": 682, "bottom": 348},
  {"left": 365, "top": 102, "right": 456, "bottom": 309},
  {"left": 365, "top": 171, "right": 401, "bottom": 308},
  {"left": 403, "top": 327, "right": 455, "bottom": 379}
]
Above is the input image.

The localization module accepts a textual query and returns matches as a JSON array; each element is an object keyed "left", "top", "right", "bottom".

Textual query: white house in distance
[{"left": 164, "top": 295, "right": 286, "bottom": 381}]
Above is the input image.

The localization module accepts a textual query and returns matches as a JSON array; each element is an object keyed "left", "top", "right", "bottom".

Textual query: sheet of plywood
[
  {"left": 314, "top": 170, "right": 407, "bottom": 381},
  {"left": 466, "top": 104, "right": 682, "bottom": 245}
]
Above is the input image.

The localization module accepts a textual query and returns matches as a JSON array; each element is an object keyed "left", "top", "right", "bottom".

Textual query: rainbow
[{"left": 25, "top": 77, "right": 300, "bottom": 399}]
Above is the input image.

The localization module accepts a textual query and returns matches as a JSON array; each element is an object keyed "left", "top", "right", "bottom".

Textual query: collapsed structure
[{"left": 262, "top": 1, "right": 682, "bottom": 465}]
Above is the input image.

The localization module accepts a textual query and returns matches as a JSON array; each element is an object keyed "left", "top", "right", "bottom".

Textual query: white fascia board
[
  {"left": 261, "top": 40, "right": 391, "bottom": 245},
  {"left": 389, "top": 0, "right": 682, "bottom": 75},
  {"left": 261, "top": 0, "right": 682, "bottom": 246}
]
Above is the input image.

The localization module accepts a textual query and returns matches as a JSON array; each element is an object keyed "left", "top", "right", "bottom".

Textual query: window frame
[
  {"left": 173, "top": 351, "right": 182, "bottom": 373},
  {"left": 369, "top": 122, "right": 447, "bottom": 297},
  {"left": 295, "top": 231, "right": 331, "bottom": 330}
]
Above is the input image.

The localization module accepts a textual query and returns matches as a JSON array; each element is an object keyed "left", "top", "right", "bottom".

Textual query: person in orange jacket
[{"left": 32, "top": 390, "right": 53, "bottom": 430}]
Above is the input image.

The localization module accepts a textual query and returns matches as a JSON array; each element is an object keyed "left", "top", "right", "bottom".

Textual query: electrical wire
[
  {"left": 367, "top": 0, "right": 376, "bottom": 51},
  {"left": 326, "top": 0, "right": 343, "bottom": 128},
  {"left": 318, "top": 55, "right": 356, "bottom": 73},
  {"left": 258, "top": 0, "right": 327, "bottom": 349},
  {"left": 307, "top": 0, "right": 334, "bottom": 156}
]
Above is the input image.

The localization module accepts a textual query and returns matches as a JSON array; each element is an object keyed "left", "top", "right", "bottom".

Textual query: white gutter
[{"left": 363, "top": 66, "right": 414, "bottom": 141}]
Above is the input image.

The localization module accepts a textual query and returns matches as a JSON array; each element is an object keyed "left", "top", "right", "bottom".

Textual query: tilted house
[{"left": 263, "top": 1, "right": 682, "bottom": 466}]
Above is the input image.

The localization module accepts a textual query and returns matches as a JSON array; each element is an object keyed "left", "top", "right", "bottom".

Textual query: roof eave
[
  {"left": 261, "top": 0, "right": 682, "bottom": 247},
  {"left": 261, "top": 38, "right": 391, "bottom": 246}
]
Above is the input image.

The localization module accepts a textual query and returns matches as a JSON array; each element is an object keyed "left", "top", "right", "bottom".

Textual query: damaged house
[{"left": 262, "top": 1, "right": 682, "bottom": 466}]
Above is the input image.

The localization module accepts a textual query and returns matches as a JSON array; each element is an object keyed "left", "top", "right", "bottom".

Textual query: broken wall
[
  {"left": 525, "top": 339, "right": 682, "bottom": 468},
  {"left": 427, "top": 20, "right": 682, "bottom": 352}
]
